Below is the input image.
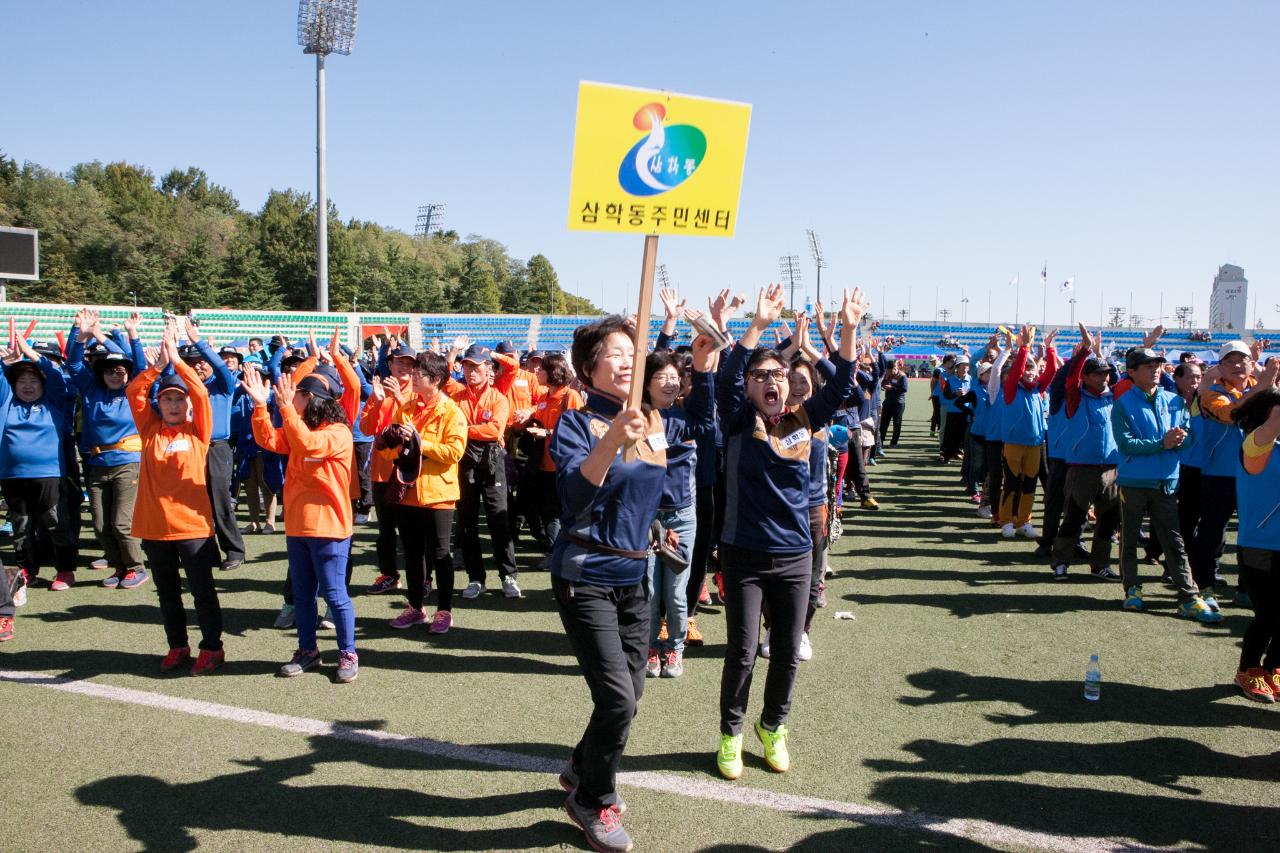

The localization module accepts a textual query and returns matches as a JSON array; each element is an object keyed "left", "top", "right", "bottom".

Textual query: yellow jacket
[{"left": 395, "top": 393, "right": 468, "bottom": 508}]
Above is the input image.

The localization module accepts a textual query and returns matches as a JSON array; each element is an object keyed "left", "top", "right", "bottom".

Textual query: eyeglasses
[{"left": 747, "top": 368, "right": 788, "bottom": 383}]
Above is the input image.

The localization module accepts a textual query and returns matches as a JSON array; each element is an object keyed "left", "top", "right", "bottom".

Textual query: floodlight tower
[
  {"left": 805, "top": 229, "right": 827, "bottom": 306},
  {"left": 779, "top": 255, "right": 801, "bottom": 311},
  {"left": 298, "top": 0, "right": 359, "bottom": 312},
  {"left": 415, "top": 203, "right": 446, "bottom": 237},
  {"left": 1174, "top": 306, "right": 1192, "bottom": 328}
]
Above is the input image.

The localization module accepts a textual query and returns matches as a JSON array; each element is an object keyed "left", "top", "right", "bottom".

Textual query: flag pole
[
  {"left": 1015, "top": 273, "right": 1020, "bottom": 325},
  {"left": 627, "top": 234, "right": 660, "bottom": 411}
]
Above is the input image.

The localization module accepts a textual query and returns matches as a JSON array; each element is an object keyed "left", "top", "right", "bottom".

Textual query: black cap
[
  {"left": 219, "top": 346, "right": 242, "bottom": 360},
  {"left": 178, "top": 344, "right": 202, "bottom": 362},
  {"left": 34, "top": 342, "right": 64, "bottom": 360},
  {"left": 1125, "top": 347, "right": 1166, "bottom": 370},
  {"left": 280, "top": 354, "right": 306, "bottom": 370},
  {"left": 156, "top": 373, "right": 189, "bottom": 397},
  {"left": 296, "top": 373, "right": 336, "bottom": 400},
  {"left": 1083, "top": 356, "right": 1111, "bottom": 375},
  {"left": 86, "top": 342, "right": 112, "bottom": 360},
  {"left": 311, "top": 363, "right": 345, "bottom": 397},
  {"left": 461, "top": 343, "right": 492, "bottom": 364},
  {"left": 389, "top": 343, "right": 418, "bottom": 361},
  {"left": 93, "top": 352, "right": 131, "bottom": 374},
  {"left": 495, "top": 340, "right": 517, "bottom": 355},
  {"left": 525, "top": 349, "right": 546, "bottom": 362}
]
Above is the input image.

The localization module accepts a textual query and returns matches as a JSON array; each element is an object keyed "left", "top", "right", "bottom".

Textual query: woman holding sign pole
[
  {"left": 549, "top": 315, "right": 715, "bottom": 853},
  {"left": 714, "top": 283, "right": 862, "bottom": 781}
]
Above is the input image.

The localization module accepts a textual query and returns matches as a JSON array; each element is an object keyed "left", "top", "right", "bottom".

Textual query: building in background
[{"left": 1208, "top": 264, "right": 1247, "bottom": 331}]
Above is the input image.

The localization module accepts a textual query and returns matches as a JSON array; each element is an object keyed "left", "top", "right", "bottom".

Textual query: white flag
[
  {"left": 1009, "top": 274, "right": 1019, "bottom": 287},
  {"left": 1060, "top": 277, "right": 1074, "bottom": 293}
]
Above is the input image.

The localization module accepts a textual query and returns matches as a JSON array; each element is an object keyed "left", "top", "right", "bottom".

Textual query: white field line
[{"left": 0, "top": 669, "right": 1169, "bottom": 853}]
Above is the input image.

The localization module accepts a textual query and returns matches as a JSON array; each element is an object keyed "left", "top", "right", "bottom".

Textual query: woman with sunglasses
[
  {"left": 127, "top": 325, "right": 225, "bottom": 675},
  {"left": 243, "top": 361, "right": 357, "bottom": 684},
  {"left": 715, "top": 283, "right": 864, "bottom": 781}
]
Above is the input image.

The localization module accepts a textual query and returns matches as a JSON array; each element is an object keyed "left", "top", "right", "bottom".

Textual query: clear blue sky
[{"left": 6, "top": 1, "right": 1278, "bottom": 328}]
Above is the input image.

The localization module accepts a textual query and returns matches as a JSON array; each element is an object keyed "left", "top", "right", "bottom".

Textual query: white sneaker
[
  {"left": 1018, "top": 523, "right": 1039, "bottom": 539},
  {"left": 318, "top": 603, "right": 335, "bottom": 630},
  {"left": 759, "top": 629, "right": 772, "bottom": 659},
  {"left": 798, "top": 632, "right": 813, "bottom": 661},
  {"left": 1001, "top": 523, "right": 1016, "bottom": 538},
  {"left": 501, "top": 576, "right": 522, "bottom": 599},
  {"left": 977, "top": 505, "right": 993, "bottom": 519},
  {"left": 1052, "top": 564, "right": 1068, "bottom": 580},
  {"left": 354, "top": 512, "right": 370, "bottom": 525},
  {"left": 90, "top": 558, "right": 109, "bottom": 570},
  {"left": 462, "top": 581, "right": 484, "bottom": 600}
]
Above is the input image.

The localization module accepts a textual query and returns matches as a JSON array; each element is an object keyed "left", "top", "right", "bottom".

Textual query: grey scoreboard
[{"left": 0, "top": 226, "right": 39, "bottom": 281}]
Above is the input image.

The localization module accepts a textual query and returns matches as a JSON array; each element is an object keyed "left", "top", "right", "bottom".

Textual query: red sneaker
[
  {"left": 50, "top": 571, "right": 75, "bottom": 591},
  {"left": 1234, "top": 668, "right": 1276, "bottom": 703},
  {"left": 160, "top": 646, "right": 192, "bottom": 673},
  {"left": 0, "top": 616, "right": 13, "bottom": 642},
  {"left": 714, "top": 571, "right": 726, "bottom": 604},
  {"left": 697, "top": 580, "right": 712, "bottom": 607},
  {"left": 191, "top": 649, "right": 225, "bottom": 676}
]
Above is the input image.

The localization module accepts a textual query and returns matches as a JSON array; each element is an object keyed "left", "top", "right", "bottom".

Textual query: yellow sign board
[{"left": 567, "top": 81, "right": 751, "bottom": 238}]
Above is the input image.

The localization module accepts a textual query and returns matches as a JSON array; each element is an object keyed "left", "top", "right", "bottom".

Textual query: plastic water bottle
[{"left": 1083, "top": 654, "right": 1101, "bottom": 701}]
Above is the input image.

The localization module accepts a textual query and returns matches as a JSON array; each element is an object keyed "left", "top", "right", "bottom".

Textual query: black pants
[
  {"left": 940, "top": 411, "right": 967, "bottom": 461},
  {"left": 205, "top": 441, "right": 245, "bottom": 563},
  {"left": 353, "top": 441, "right": 373, "bottom": 514},
  {"left": 458, "top": 449, "right": 518, "bottom": 583},
  {"left": 983, "top": 439, "right": 1004, "bottom": 512},
  {"left": 879, "top": 404, "right": 904, "bottom": 446},
  {"left": 142, "top": 537, "right": 223, "bottom": 652},
  {"left": 805, "top": 506, "right": 827, "bottom": 632},
  {"left": 686, "top": 483, "right": 717, "bottom": 617},
  {"left": 372, "top": 480, "right": 403, "bottom": 580},
  {"left": 534, "top": 469, "right": 563, "bottom": 549},
  {"left": 552, "top": 577, "right": 648, "bottom": 812},
  {"left": 1, "top": 477, "right": 75, "bottom": 576},
  {"left": 1189, "top": 474, "right": 1237, "bottom": 591},
  {"left": 929, "top": 397, "right": 941, "bottom": 433},
  {"left": 1052, "top": 465, "right": 1121, "bottom": 569},
  {"left": 719, "top": 542, "right": 810, "bottom": 735},
  {"left": 398, "top": 506, "right": 455, "bottom": 611},
  {"left": 1238, "top": 550, "right": 1279, "bottom": 671},
  {"left": 844, "top": 443, "right": 871, "bottom": 498},
  {"left": 1038, "top": 456, "right": 1069, "bottom": 547}
]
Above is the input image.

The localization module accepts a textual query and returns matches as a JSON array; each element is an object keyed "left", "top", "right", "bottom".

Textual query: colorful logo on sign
[{"left": 618, "top": 103, "right": 707, "bottom": 197}]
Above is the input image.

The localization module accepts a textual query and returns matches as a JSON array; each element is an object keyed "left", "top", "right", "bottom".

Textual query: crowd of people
[{"left": 0, "top": 298, "right": 1277, "bottom": 853}]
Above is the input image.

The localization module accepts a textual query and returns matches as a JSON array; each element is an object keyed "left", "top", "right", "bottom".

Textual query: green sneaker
[
  {"left": 1178, "top": 596, "right": 1224, "bottom": 624},
  {"left": 716, "top": 733, "right": 743, "bottom": 780},
  {"left": 754, "top": 721, "right": 791, "bottom": 773},
  {"left": 1123, "top": 585, "right": 1143, "bottom": 611}
]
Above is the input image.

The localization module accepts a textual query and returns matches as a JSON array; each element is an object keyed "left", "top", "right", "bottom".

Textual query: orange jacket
[
  {"left": 252, "top": 404, "right": 353, "bottom": 539},
  {"left": 127, "top": 359, "right": 215, "bottom": 541},
  {"left": 359, "top": 378, "right": 412, "bottom": 484},
  {"left": 532, "top": 385, "right": 583, "bottom": 472},
  {"left": 493, "top": 352, "right": 541, "bottom": 423},
  {"left": 448, "top": 381, "right": 510, "bottom": 445},
  {"left": 395, "top": 392, "right": 468, "bottom": 508}
]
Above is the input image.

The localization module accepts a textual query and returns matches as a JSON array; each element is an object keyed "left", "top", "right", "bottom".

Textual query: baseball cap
[
  {"left": 296, "top": 373, "right": 337, "bottom": 400},
  {"left": 178, "top": 344, "right": 203, "bottom": 362},
  {"left": 954, "top": 355, "right": 971, "bottom": 367},
  {"left": 1125, "top": 347, "right": 1166, "bottom": 370},
  {"left": 1218, "top": 340, "right": 1251, "bottom": 361},
  {"left": 157, "top": 373, "right": 189, "bottom": 397},
  {"left": 462, "top": 343, "right": 492, "bottom": 364},
  {"left": 1083, "top": 356, "right": 1112, "bottom": 374},
  {"left": 219, "top": 346, "right": 242, "bottom": 360},
  {"left": 389, "top": 343, "right": 418, "bottom": 361},
  {"left": 494, "top": 340, "right": 517, "bottom": 355}
]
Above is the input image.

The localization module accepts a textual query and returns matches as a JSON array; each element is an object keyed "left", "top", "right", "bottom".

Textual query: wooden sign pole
[{"left": 627, "top": 234, "right": 660, "bottom": 411}]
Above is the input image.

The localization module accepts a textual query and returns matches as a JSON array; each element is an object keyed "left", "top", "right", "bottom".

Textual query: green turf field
[{"left": 2, "top": 383, "right": 1278, "bottom": 852}]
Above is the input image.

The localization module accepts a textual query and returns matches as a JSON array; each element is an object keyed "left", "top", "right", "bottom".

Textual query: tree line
[{"left": 0, "top": 153, "right": 599, "bottom": 316}]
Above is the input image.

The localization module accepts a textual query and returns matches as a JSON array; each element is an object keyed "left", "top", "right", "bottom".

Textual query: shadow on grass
[
  {"left": 845, "top": 590, "right": 1119, "bottom": 618},
  {"left": 867, "top": 776, "right": 1280, "bottom": 848},
  {"left": 76, "top": 723, "right": 573, "bottom": 852},
  {"left": 699, "top": 818, "right": 993, "bottom": 852},
  {"left": 899, "top": 667, "right": 1280, "bottom": 730},
  {"left": 0, "top": 647, "right": 281, "bottom": 680},
  {"left": 864, "top": 736, "right": 1280, "bottom": 792}
]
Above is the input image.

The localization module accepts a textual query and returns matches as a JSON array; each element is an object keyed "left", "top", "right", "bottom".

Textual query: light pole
[
  {"left": 298, "top": 0, "right": 359, "bottom": 313},
  {"left": 960, "top": 296, "right": 969, "bottom": 325},
  {"left": 805, "top": 229, "right": 826, "bottom": 306},
  {"left": 779, "top": 255, "right": 801, "bottom": 312}
]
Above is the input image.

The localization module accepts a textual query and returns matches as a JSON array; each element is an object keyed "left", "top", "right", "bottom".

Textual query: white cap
[{"left": 1218, "top": 340, "right": 1250, "bottom": 360}]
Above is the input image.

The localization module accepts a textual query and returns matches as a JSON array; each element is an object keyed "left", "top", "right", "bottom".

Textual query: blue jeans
[
  {"left": 287, "top": 536, "right": 355, "bottom": 654},
  {"left": 646, "top": 502, "right": 697, "bottom": 653}
]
